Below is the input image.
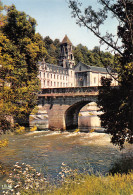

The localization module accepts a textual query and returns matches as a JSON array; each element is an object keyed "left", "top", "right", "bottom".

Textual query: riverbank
[
  {"left": 42, "top": 172, "right": 133, "bottom": 195},
  {"left": 3, "top": 162, "right": 133, "bottom": 195}
]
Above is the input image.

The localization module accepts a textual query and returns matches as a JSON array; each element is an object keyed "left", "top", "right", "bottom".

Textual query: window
[
  {"left": 47, "top": 73, "right": 49, "bottom": 78},
  {"left": 57, "top": 82, "right": 59, "bottom": 87},
  {"left": 79, "top": 66, "right": 81, "bottom": 71},
  {"left": 47, "top": 81, "right": 49, "bottom": 86},
  {"left": 94, "top": 77, "right": 96, "bottom": 84},
  {"left": 51, "top": 74, "right": 52, "bottom": 78},
  {"left": 57, "top": 75, "right": 59, "bottom": 79},
  {"left": 44, "top": 73, "right": 45, "bottom": 77},
  {"left": 54, "top": 82, "right": 56, "bottom": 87},
  {"left": 51, "top": 81, "right": 52, "bottom": 86},
  {"left": 60, "top": 82, "right": 62, "bottom": 87},
  {"left": 60, "top": 75, "right": 62, "bottom": 79},
  {"left": 54, "top": 74, "right": 55, "bottom": 79},
  {"left": 40, "top": 72, "right": 41, "bottom": 77}
]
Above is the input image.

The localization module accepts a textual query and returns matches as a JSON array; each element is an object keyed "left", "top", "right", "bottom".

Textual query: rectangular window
[
  {"left": 51, "top": 74, "right": 52, "bottom": 78},
  {"left": 94, "top": 77, "right": 96, "bottom": 83}
]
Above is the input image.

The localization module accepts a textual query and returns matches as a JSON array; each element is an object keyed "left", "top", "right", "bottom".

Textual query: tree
[
  {"left": 0, "top": 4, "right": 47, "bottom": 128},
  {"left": 69, "top": 0, "right": 133, "bottom": 148},
  {"left": 44, "top": 36, "right": 60, "bottom": 64}
]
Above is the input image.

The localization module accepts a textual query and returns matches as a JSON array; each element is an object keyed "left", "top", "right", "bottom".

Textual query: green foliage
[
  {"left": 69, "top": 0, "right": 133, "bottom": 148},
  {"left": 73, "top": 44, "right": 114, "bottom": 67},
  {"left": 44, "top": 36, "right": 60, "bottom": 64},
  {"left": 0, "top": 4, "right": 47, "bottom": 128},
  {"left": 43, "top": 36, "right": 115, "bottom": 68},
  {"left": 109, "top": 154, "right": 133, "bottom": 175},
  {"left": 0, "top": 139, "right": 8, "bottom": 148},
  {"left": 14, "top": 125, "right": 25, "bottom": 135},
  {"left": 98, "top": 77, "right": 132, "bottom": 148}
]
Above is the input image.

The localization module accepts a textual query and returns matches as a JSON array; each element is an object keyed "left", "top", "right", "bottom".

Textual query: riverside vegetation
[{"left": 2, "top": 160, "right": 133, "bottom": 195}]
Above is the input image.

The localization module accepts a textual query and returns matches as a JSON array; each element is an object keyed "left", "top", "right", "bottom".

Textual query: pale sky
[{"left": 3, "top": 0, "right": 118, "bottom": 50}]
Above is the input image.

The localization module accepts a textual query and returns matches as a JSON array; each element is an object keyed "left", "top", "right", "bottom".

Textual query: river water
[{"left": 0, "top": 111, "right": 132, "bottom": 190}]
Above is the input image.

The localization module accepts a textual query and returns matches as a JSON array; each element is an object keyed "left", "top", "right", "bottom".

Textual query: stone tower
[{"left": 59, "top": 35, "right": 75, "bottom": 69}]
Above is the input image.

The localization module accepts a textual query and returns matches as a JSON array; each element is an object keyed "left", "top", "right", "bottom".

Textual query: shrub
[
  {"left": 0, "top": 139, "right": 8, "bottom": 148},
  {"left": 14, "top": 126, "right": 25, "bottom": 135},
  {"left": 30, "top": 126, "right": 37, "bottom": 132}
]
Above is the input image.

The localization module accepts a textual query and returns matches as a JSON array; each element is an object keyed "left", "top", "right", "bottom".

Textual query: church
[{"left": 38, "top": 35, "right": 118, "bottom": 88}]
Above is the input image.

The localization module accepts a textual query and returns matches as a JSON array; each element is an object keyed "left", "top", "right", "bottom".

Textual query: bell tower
[{"left": 59, "top": 35, "right": 75, "bottom": 69}]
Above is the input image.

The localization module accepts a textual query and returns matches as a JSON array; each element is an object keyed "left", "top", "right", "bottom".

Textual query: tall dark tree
[
  {"left": 0, "top": 4, "right": 47, "bottom": 128},
  {"left": 44, "top": 36, "right": 60, "bottom": 64},
  {"left": 69, "top": 0, "right": 133, "bottom": 148}
]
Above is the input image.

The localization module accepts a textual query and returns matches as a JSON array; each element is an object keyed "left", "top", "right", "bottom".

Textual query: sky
[{"left": 3, "top": 0, "right": 118, "bottom": 51}]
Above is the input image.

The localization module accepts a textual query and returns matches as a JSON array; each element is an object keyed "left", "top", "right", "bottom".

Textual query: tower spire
[{"left": 59, "top": 35, "right": 75, "bottom": 69}]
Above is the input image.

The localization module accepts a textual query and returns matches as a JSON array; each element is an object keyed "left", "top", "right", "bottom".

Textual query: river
[{"left": 0, "top": 109, "right": 132, "bottom": 191}]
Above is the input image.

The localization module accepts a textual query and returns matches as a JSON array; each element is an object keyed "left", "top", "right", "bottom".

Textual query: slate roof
[
  {"left": 75, "top": 62, "right": 112, "bottom": 73},
  {"left": 61, "top": 35, "right": 72, "bottom": 45},
  {"left": 38, "top": 61, "right": 68, "bottom": 74}
]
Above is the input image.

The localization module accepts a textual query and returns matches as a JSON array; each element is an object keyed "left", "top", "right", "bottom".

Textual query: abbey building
[{"left": 38, "top": 35, "right": 118, "bottom": 88}]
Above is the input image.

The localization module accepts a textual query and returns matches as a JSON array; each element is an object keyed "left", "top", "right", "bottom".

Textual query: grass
[
  {"left": 45, "top": 172, "right": 133, "bottom": 195},
  {"left": 3, "top": 161, "right": 133, "bottom": 195},
  {"left": 19, "top": 172, "right": 133, "bottom": 195}
]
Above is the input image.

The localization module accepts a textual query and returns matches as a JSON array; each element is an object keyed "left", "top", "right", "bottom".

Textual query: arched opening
[
  {"left": 65, "top": 101, "right": 101, "bottom": 131},
  {"left": 65, "top": 101, "right": 90, "bottom": 130},
  {"left": 78, "top": 102, "right": 101, "bottom": 132}
]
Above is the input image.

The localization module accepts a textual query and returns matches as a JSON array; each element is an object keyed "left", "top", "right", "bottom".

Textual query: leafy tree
[
  {"left": 0, "top": 4, "right": 47, "bottom": 128},
  {"left": 69, "top": 0, "right": 133, "bottom": 148},
  {"left": 74, "top": 44, "right": 114, "bottom": 67},
  {"left": 44, "top": 36, "right": 60, "bottom": 64}
]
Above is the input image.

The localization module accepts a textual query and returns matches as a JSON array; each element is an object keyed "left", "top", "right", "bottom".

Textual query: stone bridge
[{"left": 38, "top": 87, "right": 99, "bottom": 130}]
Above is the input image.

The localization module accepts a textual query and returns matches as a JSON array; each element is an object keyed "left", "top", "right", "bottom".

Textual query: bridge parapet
[
  {"left": 38, "top": 87, "right": 99, "bottom": 97},
  {"left": 40, "top": 87, "right": 98, "bottom": 95}
]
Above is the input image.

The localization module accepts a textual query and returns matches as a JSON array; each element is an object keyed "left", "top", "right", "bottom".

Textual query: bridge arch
[{"left": 65, "top": 100, "right": 96, "bottom": 130}]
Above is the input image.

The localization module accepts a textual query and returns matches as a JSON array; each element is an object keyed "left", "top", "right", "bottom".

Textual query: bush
[{"left": 109, "top": 154, "right": 133, "bottom": 175}]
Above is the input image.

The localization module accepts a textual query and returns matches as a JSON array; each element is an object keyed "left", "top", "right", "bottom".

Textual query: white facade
[
  {"left": 38, "top": 61, "right": 75, "bottom": 88},
  {"left": 75, "top": 62, "right": 118, "bottom": 87},
  {"left": 38, "top": 36, "right": 118, "bottom": 89}
]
